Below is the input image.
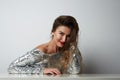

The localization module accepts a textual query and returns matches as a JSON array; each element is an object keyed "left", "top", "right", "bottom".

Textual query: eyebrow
[{"left": 59, "top": 31, "right": 70, "bottom": 36}]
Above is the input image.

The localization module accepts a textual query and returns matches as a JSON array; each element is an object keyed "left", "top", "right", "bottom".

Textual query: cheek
[
  {"left": 53, "top": 34, "right": 62, "bottom": 40},
  {"left": 56, "top": 35, "right": 62, "bottom": 40}
]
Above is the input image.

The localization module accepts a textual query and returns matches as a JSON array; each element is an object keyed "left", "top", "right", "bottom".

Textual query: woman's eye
[{"left": 59, "top": 32, "right": 64, "bottom": 35}]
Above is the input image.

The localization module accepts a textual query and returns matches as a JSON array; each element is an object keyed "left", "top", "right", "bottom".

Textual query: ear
[
  {"left": 51, "top": 32, "right": 54, "bottom": 36},
  {"left": 51, "top": 32, "right": 54, "bottom": 38}
]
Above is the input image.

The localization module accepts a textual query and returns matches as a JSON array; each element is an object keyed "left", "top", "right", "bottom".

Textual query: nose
[{"left": 61, "top": 36, "right": 67, "bottom": 42}]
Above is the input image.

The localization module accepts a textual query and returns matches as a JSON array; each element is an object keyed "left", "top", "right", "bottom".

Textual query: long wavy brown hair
[{"left": 51, "top": 15, "right": 83, "bottom": 74}]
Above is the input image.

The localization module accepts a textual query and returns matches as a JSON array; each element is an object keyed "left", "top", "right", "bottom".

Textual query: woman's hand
[{"left": 43, "top": 68, "right": 61, "bottom": 76}]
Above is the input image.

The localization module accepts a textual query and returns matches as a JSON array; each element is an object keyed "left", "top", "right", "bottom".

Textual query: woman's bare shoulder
[{"left": 36, "top": 43, "right": 48, "bottom": 53}]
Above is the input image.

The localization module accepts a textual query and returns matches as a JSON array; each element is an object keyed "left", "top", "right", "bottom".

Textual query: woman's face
[{"left": 52, "top": 26, "right": 71, "bottom": 47}]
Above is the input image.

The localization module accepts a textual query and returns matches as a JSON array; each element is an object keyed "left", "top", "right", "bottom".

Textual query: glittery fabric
[{"left": 8, "top": 48, "right": 82, "bottom": 74}]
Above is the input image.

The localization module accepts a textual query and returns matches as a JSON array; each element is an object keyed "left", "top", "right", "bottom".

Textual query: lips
[{"left": 59, "top": 41, "right": 65, "bottom": 45}]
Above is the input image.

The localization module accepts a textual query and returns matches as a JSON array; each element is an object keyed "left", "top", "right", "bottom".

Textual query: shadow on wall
[
  {"left": 82, "top": 50, "right": 102, "bottom": 74},
  {"left": 82, "top": 50, "right": 120, "bottom": 74},
  {"left": 83, "top": 59, "right": 98, "bottom": 74}
]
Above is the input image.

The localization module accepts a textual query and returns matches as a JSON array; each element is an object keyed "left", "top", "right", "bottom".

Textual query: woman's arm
[
  {"left": 8, "top": 48, "right": 44, "bottom": 74},
  {"left": 67, "top": 48, "right": 83, "bottom": 74}
]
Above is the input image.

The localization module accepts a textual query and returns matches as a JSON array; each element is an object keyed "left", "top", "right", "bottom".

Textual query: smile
[{"left": 59, "top": 41, "right": 65, "bottom": 45}]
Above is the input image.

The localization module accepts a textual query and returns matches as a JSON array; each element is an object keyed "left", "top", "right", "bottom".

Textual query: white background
[{"left": 0, "top": 0, "right": 120, "bottom": 74}]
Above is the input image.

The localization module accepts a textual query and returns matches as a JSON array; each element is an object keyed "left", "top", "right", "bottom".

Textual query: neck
[{"left": 47, "top": 40, "right": 58, "bottom": 54}]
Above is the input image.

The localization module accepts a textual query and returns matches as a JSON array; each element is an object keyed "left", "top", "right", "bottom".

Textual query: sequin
[{"left": 8, "top": 48, "right": 82, "bottom": 74}]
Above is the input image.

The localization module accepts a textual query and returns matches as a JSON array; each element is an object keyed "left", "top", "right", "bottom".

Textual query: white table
[{"left": 0, "top": 74, "right": 120, "bottom": 80}]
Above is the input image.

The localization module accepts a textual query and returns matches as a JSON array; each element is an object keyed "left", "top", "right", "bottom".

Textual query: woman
[{"left": 8, "top": 15, "right": 83, "bottom": 75}]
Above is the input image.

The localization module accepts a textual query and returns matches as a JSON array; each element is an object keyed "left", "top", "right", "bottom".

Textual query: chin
[
  {"left": 58, "top": 45, "right": 63, "bottom": 48},
  {"left": 57, "top": 44, "right": 64, "bottom": 48}
]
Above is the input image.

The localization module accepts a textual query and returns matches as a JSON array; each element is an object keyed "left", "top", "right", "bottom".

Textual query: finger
[
  {"left": 53, "top": 69, "right": 61, "bottom": 74},
  {"left": 45, "top": 71, "right": 55, "bottom": 75},
  {"left": 52, "top": 69, "right": 61, "bottom": 75},
  {"left": 47, "top": 71, "right": 55, "bottom": 75},
  {"left": 43, "top": 69, "right": 55, "bottom": 75}
]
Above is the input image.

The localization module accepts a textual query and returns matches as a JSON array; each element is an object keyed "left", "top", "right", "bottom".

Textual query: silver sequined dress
[{"left": 8, "top": 48, "right": 82, "bottom": 74}]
